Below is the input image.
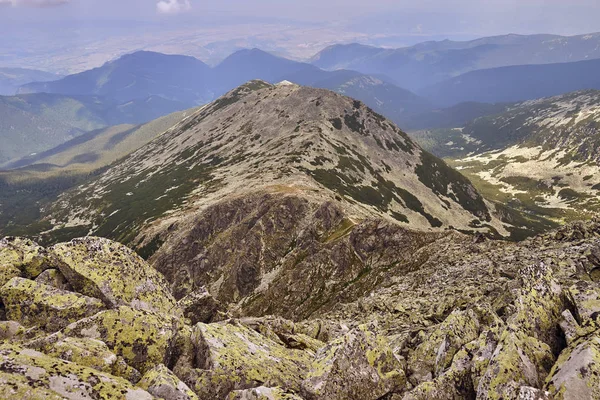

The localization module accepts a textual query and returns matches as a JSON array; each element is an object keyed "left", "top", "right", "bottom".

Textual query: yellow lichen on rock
[
  {"left": 0, "top": 277, "right": 105, "bottom": 332},
  {"left": 51, "top": 237, "right": 177, "bottom": 315}
]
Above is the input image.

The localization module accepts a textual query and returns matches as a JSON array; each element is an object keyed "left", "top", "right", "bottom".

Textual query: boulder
[
  {"left": 476, "top": 330, "right": 555, "bottom": 400},
  {"left": 35, "top": 268, "right": 73, "bottom": 291},
  {"left": 403, "top": 348, "right": 474, "bottom": 400},
  {"left": 239, "top": 316, "right": 325, "bottom": 352},
  {"left": 51, "top": 237, "right": 177, "bottom": 314},
  {"left": 188, "top": 320, "right": 312, "bottom": 399},
  {"left": 301, "top": 324, "right": 406, "bottom": 400},
  {"left": 568, "top": 280, "right": 600, "bottom": 327},
  {"left": 62, "top": 305, "right": 178, "bottom": 374},
  {"left": 408, "top": 309, "right": 481, "bottom": 383},
  {"left": 227, "top": 386, "right": 305, "bottom": 400},
  {"left": 0, "top": 277, "right": 105, "bottom": 332},
  {"left": 0, "top": 237, "right": 55, "bottom": 279},
  {"left": 545, "top": 335, "right": 600, "bottom": 400},
  {"left": 0, "top": 321, "right": 25, "bottom": 341},
  {"left": 519, "top": 386, "right": 551, "bottom": 399},
  {"left": 178, "top": 286, "right": 220, "bottom": 324},
  {"left": 0, "top": 343, "right": 154, "bottom": 399},
  {"left": 138, "top": 364, "right": 198, "bottom": 400},
  {"left": 39, "top": 336, "right": 141, "bottom": 383}
]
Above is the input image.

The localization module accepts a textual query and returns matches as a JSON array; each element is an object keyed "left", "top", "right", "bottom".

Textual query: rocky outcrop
[
  {"left": 227, "top": 386, "right": 305, "bottom": 400},
  {"left": 0, "top": 343, "right": 154, "bottom": 399},
  {"left": 301, "top": 324, "right": 406, "bottom": 400},
  {"left": 1, "top": 219, "right": 600, "bottom": 398},
  {"left": 138, "top": 364, "right": 198, "bottom": 400},
  {"left": 52, "top": 237, "right": 177, "bottom": 314},
  {"left": 61, "top": 306, "right": 178, "bottom": 374},
  {"left": 186, "top": 320, "right": 312, "bottom": 399},
  {"left": 0, "top": 277, "right": 105, "bottom": 332},
  {"left": 545, "top": 336, "right": 600, "bottom": 399},
  {"left": 0, "top": 237, "right": 55, "bottom": 280}
]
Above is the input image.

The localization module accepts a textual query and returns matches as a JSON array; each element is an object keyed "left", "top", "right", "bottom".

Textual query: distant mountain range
[
  {"left": 421, "top": 58, "right": 600, "bottom": 106},
  {"left": 311, "top": 33, "right": 600, "bottom": 90},
  {"left": 0, "top": 67, "right": 61, "bottom": 96},
  {"left": 0, "top": 92, "right": 187, "bottom": 166}
]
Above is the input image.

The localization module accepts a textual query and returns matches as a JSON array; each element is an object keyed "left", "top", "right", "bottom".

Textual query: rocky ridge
[{"left": 1, "top": 218, "right": 600, "bottom": 398}]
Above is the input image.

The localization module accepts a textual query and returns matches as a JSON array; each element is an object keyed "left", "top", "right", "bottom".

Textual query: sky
[
  {"left": 1, "top": 0, "right": 600, "bottom": 73},
  {"left": 1, "top": 0, "right": 599, "bottom": 35}
]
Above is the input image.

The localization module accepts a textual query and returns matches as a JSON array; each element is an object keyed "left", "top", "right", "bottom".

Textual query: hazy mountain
[
  {"left": 0, "top": 92, "right": 187, "bottom": 166},
  {"left": 19, "top": 51, "right": 214, "bottom": 105},
  {"left": 0, "top": 67, "right": 60, "bottom": 96},
  {"left": 420, "top": 58, "right": 600, "bottom": 106},
  {"left": 312, "top": 33, "right": 600, "bottom": 90}
]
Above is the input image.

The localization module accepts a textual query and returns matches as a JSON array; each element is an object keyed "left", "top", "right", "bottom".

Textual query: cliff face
[{"left": 1, "top": 220, "right": 600, "bottom": 399}]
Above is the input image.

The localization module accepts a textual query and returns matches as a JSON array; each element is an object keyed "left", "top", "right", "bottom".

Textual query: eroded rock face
[
  {"left": 178, "top": 287, "right": 220, "bottom": 325},
  {"left": 301, "top": 324, "right": 406, "bottom": 400},
  {"left": 62, "top": 305, "right": 178, "bottom": 374},
  {"left": 227, "top": 386, "right": 305, "bottom": 400},
  {"left": 35, "top": 269, "right": 73, "bottom": 291},
  {"left": 0, "top": 237, "right": 55, "bottom": 279},
  {"left": 545, "top": 335, "right": 600, "bottom": 400},
  {"left": 51, "top": 237, "right": 177, "bottom": 314},
  {"left": 0, "top": 277, "right": 105, "bottom": 332},
  {"left": 0, "top": 343, "right": 154, "bottom": 399},
  {"left": 37, "top": 336, "right": 141, "bottom": 383},
  {"left": 187, "top": 320, "right": 312, "bottom": 399},
  {"left": 138, "top": 364, "right": 198, "bottom": 400}
]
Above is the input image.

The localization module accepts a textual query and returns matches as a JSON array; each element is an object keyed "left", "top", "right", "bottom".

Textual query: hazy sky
[
  {"left": 2, "top": 0, "right": 600, "bottom": 73},
  {"left": 1, "top": 0, "right": 599, "bottom": 37}
]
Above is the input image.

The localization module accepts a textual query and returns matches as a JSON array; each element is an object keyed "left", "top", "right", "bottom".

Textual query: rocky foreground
[{"left": 1, "top": 221, "right": 600, "bottom": 399}]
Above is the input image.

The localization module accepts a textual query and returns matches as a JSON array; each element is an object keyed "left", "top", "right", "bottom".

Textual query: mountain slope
[
  {"left": 0, "top": 67, "right": 60, "bottom": 96},
  {"left": 0, "top": 93, "right": 187, "bottom": 166},
  {"left": 420, "top": 58, "right": 600, "bottom": 106},
  {"left": 417, "top": 90, "right": 600, "bottom": 234},
  {"left": 312, "top": 33, "right": 600, "bottom": 90},
  {"left": 19, "top": 51, "right": 214, "bottom": 105}
]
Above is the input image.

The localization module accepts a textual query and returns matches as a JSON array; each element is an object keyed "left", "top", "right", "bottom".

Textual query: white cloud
[
  {"left": 0, "top": 0, "right": 69, "bottom": 6},
  {"left": 156, "top": 0, "right": 191, "bottom": 15}
]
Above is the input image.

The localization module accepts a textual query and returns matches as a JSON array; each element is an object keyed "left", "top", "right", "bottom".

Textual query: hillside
[
  {"left": 311, "top": 32, "right": 600, "bottom": 90},
  {"left": 0, "top": 67, "right": 60, "bottom": 95},
  {"left": 420, "top": 58, "right": 600, "bottom": 106},
  {"left": 412, "top": 90, "right": 600, "bottom": 235},
  {"left": 0, "top": 92, "right": 187, "bottom": 166}
]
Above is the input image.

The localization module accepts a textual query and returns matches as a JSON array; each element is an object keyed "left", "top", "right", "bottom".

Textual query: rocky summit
[{"left": 1, "top": 218, "right": 600, "bottom": 399}]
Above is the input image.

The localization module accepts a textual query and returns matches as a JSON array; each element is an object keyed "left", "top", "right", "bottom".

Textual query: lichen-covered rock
[
  {"left": 39, "top": 336, "right": 141, "bottom": 383},
  {"left": 476, "top": 330, "right": 555, "bottom": 400},
  {"left": 0, "top": 277, "right": 105, "bottom": 332},
  {"left": 62, "top": 305, "right": 178, "bottom": 374},
  {"left": 408, "top": 309, "right": 481, "bottom": 383},
  {"left": 138, "top": 364, "right": 198, "bottom": 400},
  {"left": 227, "top": 386, "right": 305, "bottom": 400},
  {"left": 178, "top": 286, "right": 220, "bottom": 324},
  {"left": 51, "top": 237, "right": 177, "bottom": 314},
  {"left": 35, "top": 268, "right": 73, "bottom": 291},
  {"left": 559, "top": 310, "right": 579, "bottom": 346},
  {"left": 0, "top": 321, "right": 25, "bottom": 341},
  {"left": 568, "top": 280, "right": 600, "bottom": 327},
  {"left": 545, "top": 335, "right": 600, "bottom": 399},
  {"left": 0, "top": 343, "right": 154, "bottom": 399},
  {"left": 403, "top": 348, "right": 474, "bottom": 400},
  {"left": 301, "top": 323, "right": 406, "bottom": 400},
  {"left": 519, "top": 386, "right": 551, "bottom": 400},
  {"left": 239, "top": 316, "right": 325, "bottom": 353},
  {"left": 0, "top": 237, "right": 55, "bottom": 279},
  {"left": 188, "top": 320, "right": 312, "bottom": 399},
  {"left": 507, "top": 263, "right": 565, "bottom": 353}
]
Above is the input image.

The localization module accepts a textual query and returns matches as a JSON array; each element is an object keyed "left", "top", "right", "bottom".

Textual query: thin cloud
[
  {"left": 0, "top": 0, "right": 69, "bottom": 6},
  {"left": 156, "top": 0, "right": 191, "bottom": 15}
]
